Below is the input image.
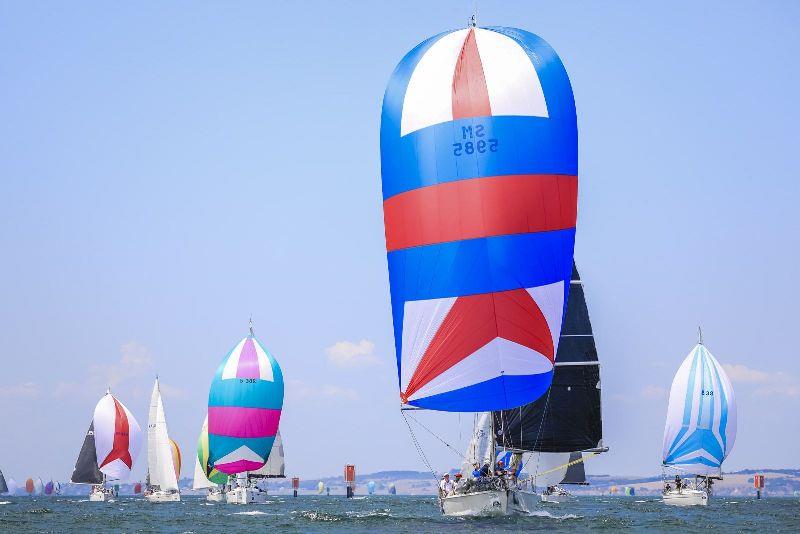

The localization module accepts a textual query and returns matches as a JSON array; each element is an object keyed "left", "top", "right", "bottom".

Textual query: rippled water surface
[{"left": 1, "top": 495, "right": 797, "bottom": 532}]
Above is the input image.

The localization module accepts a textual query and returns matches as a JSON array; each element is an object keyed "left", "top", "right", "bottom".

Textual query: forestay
[{"left": 662, "top": 343, "right": 736, "bottom": 475}]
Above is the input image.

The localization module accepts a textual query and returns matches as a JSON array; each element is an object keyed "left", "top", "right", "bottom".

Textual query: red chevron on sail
[
  {"left": 99, "top": 397, "right": 133, "bottom": 469},
  {"left": 401, "top": 288, "right": 555, "bottom": 403}
]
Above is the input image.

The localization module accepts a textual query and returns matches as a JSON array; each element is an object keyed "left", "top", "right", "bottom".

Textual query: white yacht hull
[
  {"left": 89, "top": 487, "right": 116, "bottom": 502},
  {"left": 663, "top": 489, "right": 708, "bottom": 506},
  {"left": 206, "top": 489, "right": 225, "bottom": 502},
  {"left": 145, "top": 491, "right": 180, "bottom": 503},
  {"left": 226, "top": 485, "right": 268, "bottom": 504},
  {"left": 541, "top": 492, "right": 572, "bottom": 503},
  {"left": 441, "top": 489, "right": 537, "bottom": 516}
]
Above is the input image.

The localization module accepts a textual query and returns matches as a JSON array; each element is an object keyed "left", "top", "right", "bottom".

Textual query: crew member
[
  {"left": 496, "top": 459, "right": 507, "bottom": 476},
  {"left": 439, "top": 473, "right": 454, "bottom": 496},
  {"left": 479, "top": 463, "right": 490, "bottom": 477},
  {"left": 472, "top": 463, "right": 482, "bottom": 479}
]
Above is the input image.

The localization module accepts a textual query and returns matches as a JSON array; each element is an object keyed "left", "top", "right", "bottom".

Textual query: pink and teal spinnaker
[{"left": 207, "top": 331, "right": 284, "bottom": 475}]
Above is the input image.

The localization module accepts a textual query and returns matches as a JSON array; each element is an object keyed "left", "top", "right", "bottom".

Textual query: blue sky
[{"left": 1, "top": 1, "right": 798, "bottom": 483}]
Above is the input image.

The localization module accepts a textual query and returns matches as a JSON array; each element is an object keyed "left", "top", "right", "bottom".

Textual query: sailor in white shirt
[{"left": 439, "top": 473, "right": 455, "bottom": 496}]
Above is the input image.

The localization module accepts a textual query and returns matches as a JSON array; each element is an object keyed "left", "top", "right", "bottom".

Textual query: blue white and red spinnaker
[{"left": 380, "top": 26, "right": 578, "bottom": 412}]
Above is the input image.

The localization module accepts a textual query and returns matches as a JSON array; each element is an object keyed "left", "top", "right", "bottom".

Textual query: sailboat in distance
[
  {"left": 207, "top": 322, "right": 284, "bottom": 504},
  {"left": 661, "top": 331, "right": 736, "bottom": 506},
  {"left": 70, "top": 389, "right": 142, "bottom": 502},
  {"left": 145, "top": 378, "right": 180, "bottom": 502},
  {"left": 380, "top": 16, "right": 578, "bottom": 516},
  {"left": 0, "top": 468, "right": 8, "bottom": 495}
]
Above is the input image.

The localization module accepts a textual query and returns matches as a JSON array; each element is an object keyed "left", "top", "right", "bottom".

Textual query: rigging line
[
  {"left": 405, "top": 411, "right": 467, "bottom": 461},
  {"left": 401, "top": 410, "right": 438, "bottom": 481},
  {"left": 531, "top": 451, "right": 600, "bottom": 479}
]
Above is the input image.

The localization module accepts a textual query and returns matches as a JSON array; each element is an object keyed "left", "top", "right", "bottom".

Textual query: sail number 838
[{"left": 453, "top": 124, "right": 498, "bottom": 156}]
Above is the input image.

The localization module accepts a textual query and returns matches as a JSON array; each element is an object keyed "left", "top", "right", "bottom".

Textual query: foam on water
[
  {"left": 528, "top": 510, "right": 581, "bottom": 520},
  {"left": 232, "top": 510, "right": 268, "bottom": 516},
  {"left": 0, "top": 501, "right": 10, "bottom": 505}
]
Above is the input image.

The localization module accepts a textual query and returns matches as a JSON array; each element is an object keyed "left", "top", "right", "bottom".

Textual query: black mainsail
[
  {"left": 0, "top": 467, "right": 8, "bottom": 494},
  {"left": 560, "top": 452, "right": 589, "bottom": 485},
  {"left": 70, "top": 421, "right": 104, "bottom": 484},
  {"left": 493, "top": 262, "right": 603, "bottom": 453}
]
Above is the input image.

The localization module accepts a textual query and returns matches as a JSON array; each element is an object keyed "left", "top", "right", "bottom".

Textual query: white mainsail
[
  {"left": 460, "top": 412, "right": 494, "bottom": 476},
  {"left": 662, "top": 341, "right": 737, "bottom": 476},
  {"left": 147, "top": 379, "right": 179, "bottom": 491},
  {"left": 251, "top": 431, "right": 285, "bottom": 477}
]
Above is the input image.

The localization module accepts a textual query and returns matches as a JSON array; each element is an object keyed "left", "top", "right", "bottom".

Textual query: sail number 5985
[{"left": 453, "top": 124, "right": 498, "bottom": 156}]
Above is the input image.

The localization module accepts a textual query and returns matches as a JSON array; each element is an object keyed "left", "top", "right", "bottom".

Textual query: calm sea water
[{"left": 0, "top": 495, "right": 797, "bottom": 532}]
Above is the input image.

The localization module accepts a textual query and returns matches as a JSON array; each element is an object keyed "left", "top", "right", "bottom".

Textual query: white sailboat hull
[
  {"left": 89, "top": 486, "right": 116, "bottom": 502},
  {"left": 226, "top": 485, "right": 268, "bottom": 504},
  {"left": 441, "top": 489, "right": 537, "bottom": 516},
  {"left": 541, "top": 493, "right": 572, "bottom": 503},
  {"left": 145, "top": 490, "right": 180, "bottom": 503},
  {"left": 206, "top": 488, "right": 225, "bottom": 502},
  {"left": 662, "top": 489, "right": 708, "bottom": 506}
]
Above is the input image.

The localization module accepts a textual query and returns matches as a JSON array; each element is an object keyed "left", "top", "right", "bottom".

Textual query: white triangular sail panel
[
  {"left": 147, "top": 379, "right": 179, "bottom": 491},
  {"left": 662, "top": 343, "right": 737, "bottom": 475}
]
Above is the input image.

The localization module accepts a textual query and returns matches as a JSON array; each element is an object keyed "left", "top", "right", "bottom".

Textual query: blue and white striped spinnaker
[{"left": 661, "top": 342, "right": 736, "bottom": 475}]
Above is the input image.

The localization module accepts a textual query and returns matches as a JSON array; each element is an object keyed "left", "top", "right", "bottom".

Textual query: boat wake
[
  {"left": 527, "top": 510, "right": 581, "bottom": 520},
  {"left": 231, "top": 510, "right": 269, "bottom": 516},
  {"left": 0, "top": 501, "right": 10, "bottom": 505}
]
